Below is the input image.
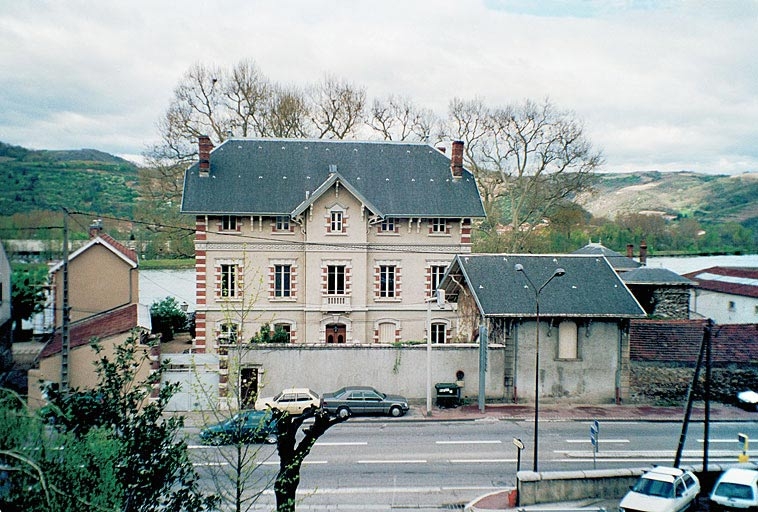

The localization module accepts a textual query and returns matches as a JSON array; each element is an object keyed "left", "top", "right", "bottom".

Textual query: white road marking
[
  {"left": 449, "top": 458, "right": 517, "bottom": 463},
  {"left": 315, "top": 441, "right": 368, "bottom": 446},
  {"left": 357, "top": 459, "right": 427, "bottom": 464},
  {"left": 565, "top": 439, "right": 630, "bottom": 444},
  {"left": 436, "top": 440, "right": 502, "bottom": 445}
]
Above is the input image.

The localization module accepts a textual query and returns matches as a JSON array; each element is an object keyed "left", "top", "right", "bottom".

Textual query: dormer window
[
  {"left": 330, "top": 210, "right": 343, "bottom": 232},
  {"left": 379, "top": 218, "right": 397, "bottom": 233},
  {"left": 220, "top": 215, "right": 239, "bottom": 232},
  {"left": 430, "top": 218, "right": 447, "bottom": 234},
  {"left": 275, "top": 216, "right": 290, "bottom": 232}
]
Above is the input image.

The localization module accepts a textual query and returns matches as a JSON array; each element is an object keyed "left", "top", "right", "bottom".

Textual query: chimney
[
  {"left": 451, "top": 140, "right": 464, "bottom": 178},
  {"left": 198, "top": 135, "right": 213, "bottom": 177},
  {"left": 639, "top": 240, "right": 647, "bottom": 265},
  {"left": 626, "top": 243, "right": 634, "bottom": 258},
  {"left": 89, "top": 219, "right": 103, "bottom": 239}
]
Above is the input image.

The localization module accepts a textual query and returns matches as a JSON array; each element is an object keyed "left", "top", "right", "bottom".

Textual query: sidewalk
[{"left": 409, "top": 400, "right": 757, "bottom": 422}]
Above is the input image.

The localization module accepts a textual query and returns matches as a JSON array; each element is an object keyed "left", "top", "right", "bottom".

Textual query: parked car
[
  {"left": 254, "top": 388, "right": 321, "bottom": 414},
  {"left": 710, "top": 468, "right": 758, "bottom": 511},
  {"left": 737, "top": 390, "right": 758, "bottom": 412},
  {"left": 199, "top": 410, "right": 278, "bottom": 445},
  {"left": 321, "top": 386, "right": 409, "bottom": 418},
  {"left": 619, "top": 466, "right": 700, "bottom": 512}
]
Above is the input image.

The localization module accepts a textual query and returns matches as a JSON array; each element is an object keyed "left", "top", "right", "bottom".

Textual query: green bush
[{"left": 149, "top": 297, "right": 187, "bottom": 342}]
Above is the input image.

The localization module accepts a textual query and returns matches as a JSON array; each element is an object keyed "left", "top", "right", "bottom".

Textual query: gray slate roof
[
  {"left": 621, "top": 267, "right": 693, "bottom": 286},
  {"left": 181, "top": 139, "right": 485, "bottom": 218},
  {"left": 572, "top": 242, "right": 641, "bottom": 271},
  {"left": 440, "top": 254, "right": 646, "bottom": 318}
]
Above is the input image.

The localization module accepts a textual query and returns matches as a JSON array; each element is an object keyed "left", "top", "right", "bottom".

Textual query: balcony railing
[{"left": 322, "top": 295, "right": 351, "bottom": 311}]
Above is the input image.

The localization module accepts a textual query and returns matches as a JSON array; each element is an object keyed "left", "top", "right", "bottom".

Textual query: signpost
[
  {"left": 513, "top": 438, "right": 524, "bottom": 472},
  {"left": 590, "top": 420, "right": 599, "bottom": 468},
  {"left": 738, "top": 433, "right": 749, "bottom": 463}
]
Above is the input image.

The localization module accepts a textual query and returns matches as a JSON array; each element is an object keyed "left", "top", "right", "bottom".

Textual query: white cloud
[{"left": 0, "top": 0, "right": 756, "bottom": 174}]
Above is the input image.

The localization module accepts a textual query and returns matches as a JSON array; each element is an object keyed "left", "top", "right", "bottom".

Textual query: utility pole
[{"left": 60, "top": 208, "right": 70, "bottom": 394}]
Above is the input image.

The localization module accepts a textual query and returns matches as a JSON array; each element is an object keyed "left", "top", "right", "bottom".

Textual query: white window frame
[
  {"left": 431, "top": 322, "right": 446, "bottom": 344},
  {"left": 275, "top": 216, "right": 290, "bottom": 232},
  {"left": 274, "top": 264, "right": 292, "bottom": 298},
  {"left": 430, "top": 264, "right": 447, "bottom": 296},
  {"left": 380, "top": 218, "right": 396, "bottom": 233},
  {"left": 330, "top": 210, "right": 343, "bottom": 232},
  {"left": 431, "top": 218, "right": 447, "bottom": 233},
  {"left": 379, "top": 265, "right": 396, "bottom": 298},
  {"left": 221, "top": 215, "right": 238, "bottom": 231},
  {"left": 219, "top": 322, "right": 239, "bottom": 343},
  {"left": 220, "top": 263, "right": 239, "bottom": 298},
  {"left": 327, "top": 265, "right": 346, "bottom": 295}
]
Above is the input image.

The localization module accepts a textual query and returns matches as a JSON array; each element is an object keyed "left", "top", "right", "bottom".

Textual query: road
[{"left": 186, "top": 418, "right": 758, "bottom": 511}]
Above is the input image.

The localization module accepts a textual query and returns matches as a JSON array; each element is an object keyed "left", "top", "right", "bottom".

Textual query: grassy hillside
[
  {"left": 577, "top": 171, "right": 758, "bottom": 225},
  {"left": 0, "top": 141, "right": 138, "bottom": 218}
]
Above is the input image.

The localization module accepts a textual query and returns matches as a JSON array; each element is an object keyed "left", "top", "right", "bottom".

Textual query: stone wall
[{"left": 629, "top": 362, "right": 758, "bottom": 405}]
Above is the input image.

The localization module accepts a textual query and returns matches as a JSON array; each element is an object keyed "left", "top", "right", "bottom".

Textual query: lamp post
[{"left": 515, "top": 263, "right": 565, "bottom": 472}]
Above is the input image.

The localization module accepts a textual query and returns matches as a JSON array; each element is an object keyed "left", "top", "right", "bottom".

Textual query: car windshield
[
  {"left": 633, "top": 478, "right": 674, "bottom": 498},
  {"left": 273, "top": 392, "right": 284, "bottom": 401},
  {"left": 714, "top": 482, "right": 754, "bottom": 500}
]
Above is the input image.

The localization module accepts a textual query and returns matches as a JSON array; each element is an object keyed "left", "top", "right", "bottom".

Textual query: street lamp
[{"left": 515, "top": 263, "right": 565, "bottom": 472}]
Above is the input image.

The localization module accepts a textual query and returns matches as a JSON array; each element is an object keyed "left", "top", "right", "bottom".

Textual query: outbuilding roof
[
  {"left": 572, "top": 242, "right": 641, "bottom": 272},
  {"left": 181, "top": 138, "right": 485, "bottom": 218},
  {"left": 440, "top": 253, "right": 646, "bottom": 318},
  {"left": 621, "top": 267, "right": 694, "bottom": 286}
]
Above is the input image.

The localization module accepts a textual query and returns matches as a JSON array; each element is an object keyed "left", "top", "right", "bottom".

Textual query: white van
[{"left": 710, "top": 468, "right": 758, "bottom": 510}]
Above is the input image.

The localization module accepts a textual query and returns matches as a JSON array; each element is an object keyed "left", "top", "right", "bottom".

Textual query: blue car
[{"left": 199, "top": 410, "right": 278, "bottom": 445}]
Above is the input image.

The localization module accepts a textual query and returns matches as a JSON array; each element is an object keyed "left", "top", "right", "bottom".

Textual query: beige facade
[
  {"left": 194, "top": 181, "right": 474, "bottom": 353},
  {"left": 28, "top": 232, "right": 150, "bottom": 409}
]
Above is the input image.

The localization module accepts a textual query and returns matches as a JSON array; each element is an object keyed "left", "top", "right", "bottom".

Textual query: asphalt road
[{"left": 185, "top": 418, "right": 758, "bottom": 510}]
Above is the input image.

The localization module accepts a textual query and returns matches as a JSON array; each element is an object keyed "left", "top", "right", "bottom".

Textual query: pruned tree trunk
[{"left": 273, "top": 408, "right": 347, "bottom": 512}]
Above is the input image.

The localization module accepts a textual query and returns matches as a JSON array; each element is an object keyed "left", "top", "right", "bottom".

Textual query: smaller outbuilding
[{"left": 439, "top": 254, "right": 646, "bottom": 404}]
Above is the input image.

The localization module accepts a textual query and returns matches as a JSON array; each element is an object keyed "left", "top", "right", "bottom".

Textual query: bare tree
[
  {"left": 369, "top": 95, "right": 436, "bottom": 141},
  {"left": 309, "top": 74, "right": 366, "bottom": 139},
  {"left": 224, "top": 59, "right": 272, "bottom": 137},
  {"left": 446, "top": 97, "right": 602, "bottom": 251},
  {"left": 266, "top": 85, "right": 311, "bottom": 138}
]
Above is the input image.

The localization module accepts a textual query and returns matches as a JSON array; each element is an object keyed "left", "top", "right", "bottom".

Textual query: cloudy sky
[{"left": 1, "top": 0, "right": 756, "bottom": 174}]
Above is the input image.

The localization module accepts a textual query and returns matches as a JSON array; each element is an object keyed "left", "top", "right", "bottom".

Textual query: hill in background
[
  {"left": 577, "top": 170, "right": 758, "bottom": 228},
  {"left": 0, "top": 141, "right": 138, "bottom": 219}
]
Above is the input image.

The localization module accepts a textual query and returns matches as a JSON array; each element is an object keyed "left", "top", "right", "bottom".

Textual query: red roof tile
[
  {"left": 630, "top": 319, "right": 758, "bottom": 364},
  {"left": 682, "top": 266, "right": 758, "bottom": 299}
]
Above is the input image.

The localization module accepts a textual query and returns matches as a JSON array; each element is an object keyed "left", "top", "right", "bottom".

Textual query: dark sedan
[
  {"left": 321, "top": 386, "right": 409, "bottom": 418},
  {"left": 199, "top": 410, "right": 278, "bottom": 445}
]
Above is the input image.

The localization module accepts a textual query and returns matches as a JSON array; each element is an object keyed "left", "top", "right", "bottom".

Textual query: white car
[
  {"left": 619, "top": 466, "right": 700, "bottom": 512},
  {"left": 254, "top": 388, "right": 321, "bottom": 415},
  {"left": 710, "top": 468, "right": 758, "bottom": 511}
]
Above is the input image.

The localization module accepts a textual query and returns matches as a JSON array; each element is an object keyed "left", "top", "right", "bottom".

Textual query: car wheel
[
  {"left": 337, "top": 407, "right": 351, "bottom": 419},
  {"left": 389, "top": 405, "right": 404, "bottom": 417},
  {"left": 264, "top": 433, "right": 277, "bottom": 444}
]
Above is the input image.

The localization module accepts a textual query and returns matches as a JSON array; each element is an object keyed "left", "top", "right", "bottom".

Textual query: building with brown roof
[{"left": 683, "top": 266, "right": 758, "bottom": 324}]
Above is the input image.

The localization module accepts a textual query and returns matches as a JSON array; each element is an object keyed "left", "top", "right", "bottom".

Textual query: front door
[
  {"left": 240, "top": 367, "right": 259, "bottom": 409},
  {"left": 326, "top": 324, "right": 346, "bottom": 344}
]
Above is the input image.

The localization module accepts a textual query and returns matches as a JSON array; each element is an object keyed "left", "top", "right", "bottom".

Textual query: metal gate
[{"left": 161, "top": 353, "right": 219, "bottom": 412}]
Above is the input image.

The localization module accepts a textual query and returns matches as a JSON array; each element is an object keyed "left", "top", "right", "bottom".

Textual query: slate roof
[
  {"left": 630, "top": 319, "right": 758, "bottom": 364},
  {"left": 440, "top": 254, "right": 646, "bottom": 318},
  {"left": 621, "top": 267, "right": 694, "bottom": 286},
  {"left": 682, "top": 266, "right": 758, "bottom": 299},
  {"left": 572, "top": 242, "right": 641, "bottom": 272},
  {"left": 181, "top": 139, "right": 485, "bottom": 218}
]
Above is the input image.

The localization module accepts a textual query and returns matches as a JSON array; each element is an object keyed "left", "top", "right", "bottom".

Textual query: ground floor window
[{"left": 431, "top": 322, "right": 446, "bottom": 344}]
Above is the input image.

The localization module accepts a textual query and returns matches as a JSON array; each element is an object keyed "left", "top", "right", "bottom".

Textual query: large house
[
  {"left": 180, "top": 137, "right": 485, "bottom": 405},
  {"left": 438, "top": 254, "right": 646, "bottom": 403},
  {"left": 181, "top": 137, "right": 485, "bottom": 349}
]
